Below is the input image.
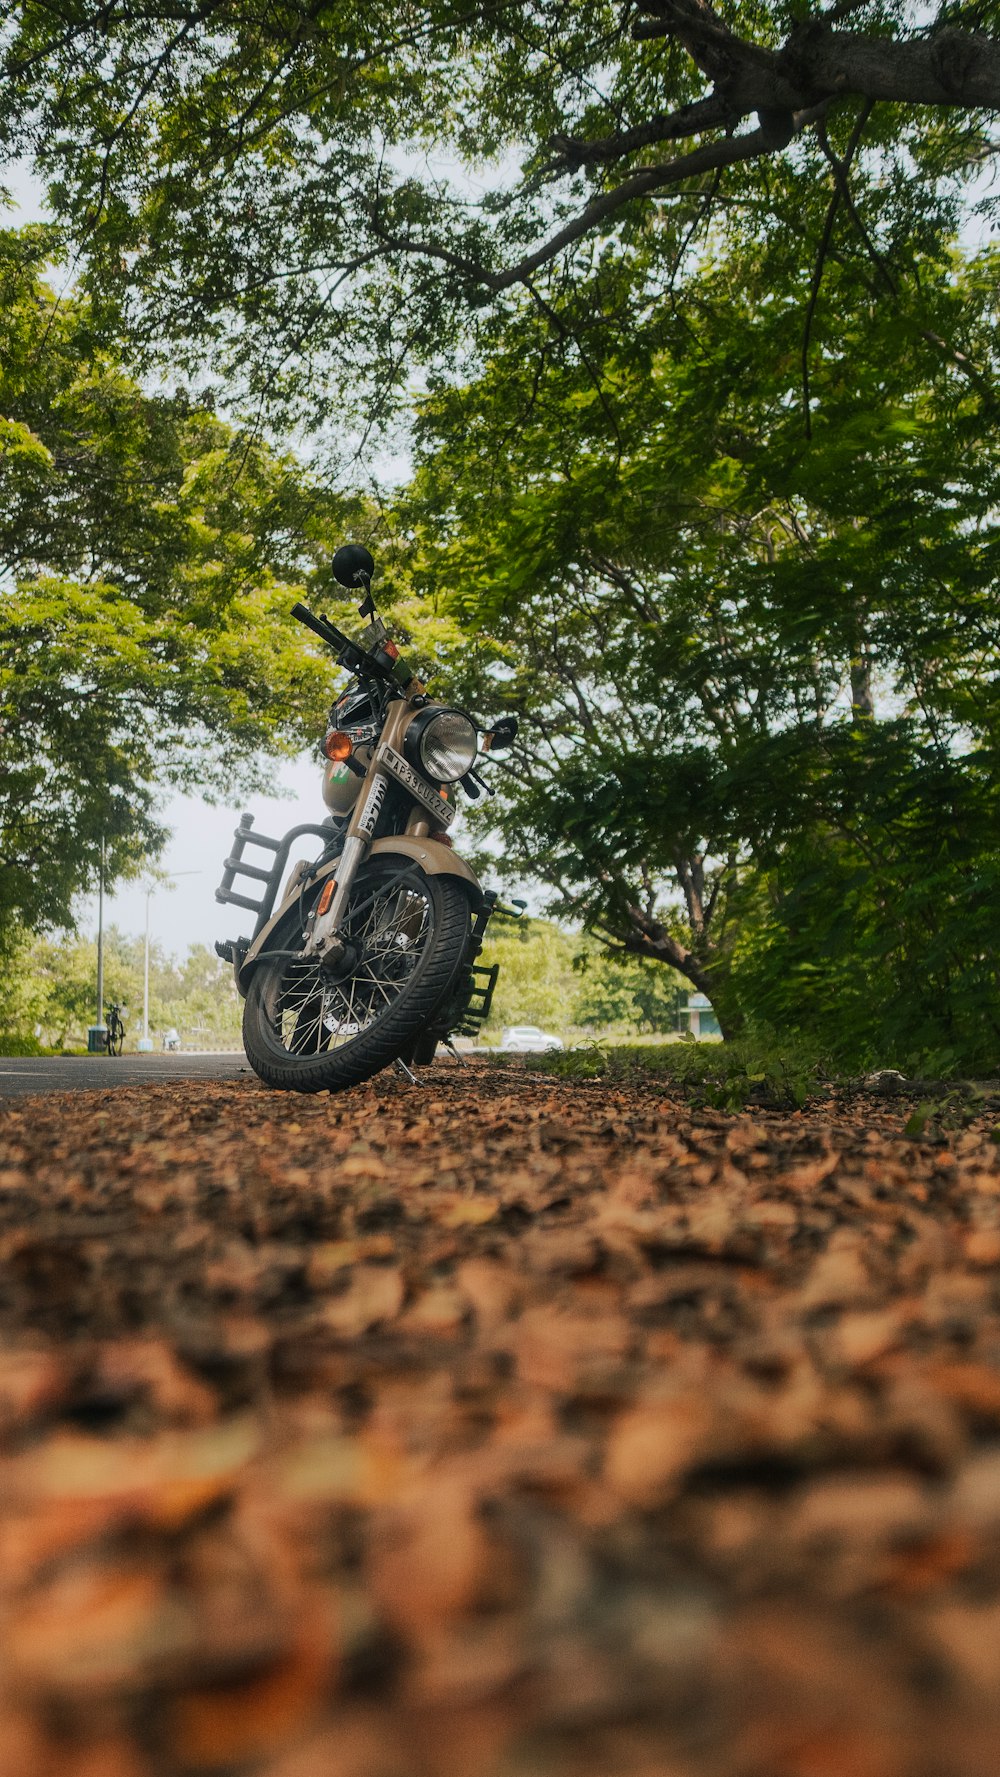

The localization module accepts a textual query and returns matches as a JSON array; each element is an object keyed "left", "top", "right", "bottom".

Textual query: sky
[{"left": 91, "top": 757, "right": 332, "bottom": 959}]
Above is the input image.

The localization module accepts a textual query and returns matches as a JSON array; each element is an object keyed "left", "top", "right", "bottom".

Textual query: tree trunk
[{"left": 622, "top": 903, "right": 744, "bottom": 1039}]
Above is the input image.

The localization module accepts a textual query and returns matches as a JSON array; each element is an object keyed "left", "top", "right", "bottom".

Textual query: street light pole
[
  {"left": 96, "top": 834, "right": 105, "bottom": 1031},
  {"left": 143, "top": 884, "right": 152, "bottom": 1046},
  {"left": 87, "top": 835, "right": 109, "bottom": 1054}
]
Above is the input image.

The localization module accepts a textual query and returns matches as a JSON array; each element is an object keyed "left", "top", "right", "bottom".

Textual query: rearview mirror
[
  {"left": 332, "top": 543, "right": 376, "bottom": 589},
  {"left": 484, "top": 716, "right": 519, "bottom": 752}
]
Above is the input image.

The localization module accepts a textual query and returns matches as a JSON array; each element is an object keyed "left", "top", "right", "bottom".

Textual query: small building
[{"left": 685, "top": 992, "right": 721, "bottom": 1038}]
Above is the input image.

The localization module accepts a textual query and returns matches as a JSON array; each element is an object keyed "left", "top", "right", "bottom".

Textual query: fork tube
[
  {"left": 304, "top": 700, "right": 415, "bottom": 959},
  {"left": 322, "top": 834, "right": 367, "bottom": 930},
  {"left": 304, "top": 763, "right": 389, "bottom": 957}
]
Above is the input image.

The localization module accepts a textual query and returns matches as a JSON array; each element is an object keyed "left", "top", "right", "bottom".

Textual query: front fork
[{"left": 301, "top": 769, "right": 387, "bottom": 960}]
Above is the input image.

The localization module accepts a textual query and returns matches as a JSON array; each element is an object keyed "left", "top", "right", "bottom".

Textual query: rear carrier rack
[
  {"left": 214, "top": 812, "right": 340, "bottom": 960},
  {"left": 456, "top": 962, "right": 500, "bottom": 1036}
]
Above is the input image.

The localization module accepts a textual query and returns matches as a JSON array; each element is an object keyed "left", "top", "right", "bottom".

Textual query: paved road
[{"left": 0, "top": 1054, "right": 251, "bottom": 1097}]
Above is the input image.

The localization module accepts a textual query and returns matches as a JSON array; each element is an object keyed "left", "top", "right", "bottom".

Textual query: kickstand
[
  {"left": 394, "top": 1056, "right": 419, "bottom": 1085},
  {"left": 444, "top": 1039, "right": 468, "bottom": 1067}
]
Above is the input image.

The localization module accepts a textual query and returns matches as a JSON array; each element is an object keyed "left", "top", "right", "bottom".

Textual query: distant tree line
[{"left": 0, "top": 921, "right": 686, "bottom": 1054}]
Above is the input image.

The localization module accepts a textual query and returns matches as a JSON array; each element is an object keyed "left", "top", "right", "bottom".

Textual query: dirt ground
[{"left": 1, "top": 1065, "right": 1000, "bottom": 1777}]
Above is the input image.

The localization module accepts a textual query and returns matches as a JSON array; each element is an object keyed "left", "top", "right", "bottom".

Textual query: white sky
[{"left": 86, "top": 759, "right": 328, "bottom": 958}]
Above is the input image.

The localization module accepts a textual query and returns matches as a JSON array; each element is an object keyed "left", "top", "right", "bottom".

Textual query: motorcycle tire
[{"left": 241, "top": 859, "right": 471, "bottom": 1094}]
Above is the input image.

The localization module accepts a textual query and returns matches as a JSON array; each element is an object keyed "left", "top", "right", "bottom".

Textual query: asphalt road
[{"left": 0, "top": 1053, "right": 251, "bottom": 1097}]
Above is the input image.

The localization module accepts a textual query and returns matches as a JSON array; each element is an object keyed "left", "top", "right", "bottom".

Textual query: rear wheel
[{"left": 242, "top": 859, "right": 471, "bottom": 1093}]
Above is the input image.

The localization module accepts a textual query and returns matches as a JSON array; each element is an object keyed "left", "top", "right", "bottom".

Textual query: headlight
[{"left": 408, "top": 708, "right": 478, "bottom": 782}]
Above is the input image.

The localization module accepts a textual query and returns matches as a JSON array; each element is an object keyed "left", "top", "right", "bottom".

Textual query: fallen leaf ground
[{"left": 2, "top": 1066, "right": 1000, "bottom": 1777}]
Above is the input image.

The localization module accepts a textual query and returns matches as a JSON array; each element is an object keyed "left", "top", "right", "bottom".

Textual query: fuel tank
[{"left": 322, "top": 743, "right": 374, "bottom": 814}]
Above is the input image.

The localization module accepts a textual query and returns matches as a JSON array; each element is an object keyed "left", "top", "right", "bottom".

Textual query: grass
[
  {"left": 484, "top": 1031, "right": 828, "bottom": 1110},
  {"left": 0, "top": 1035, "right": 88, "bottom": 1057}
]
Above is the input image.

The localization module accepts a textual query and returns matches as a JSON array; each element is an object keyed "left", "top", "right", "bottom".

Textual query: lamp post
[
  {"left": 138, "top": 872, "right": 200, "bottom": 1053},
  {"left": 87, "top": 836, "right": 108, "bottom": 1053},
  {"left": 96, "top": 834, "right": 105, "bottom": 1028}
]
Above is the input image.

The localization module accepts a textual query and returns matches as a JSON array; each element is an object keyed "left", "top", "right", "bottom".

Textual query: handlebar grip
[
  {"left": 290, "top": 600, "right": 394, "bottom": 682},
  {"left": 291, "top": 601, "right": 345, "bottom": 648}
]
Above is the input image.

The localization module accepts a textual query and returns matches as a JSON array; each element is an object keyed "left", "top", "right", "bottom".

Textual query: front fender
[
  {"left": 234, "top": 837, "right": 483, "bottom": 996},
  {"left": 369, "top": 836, "right": 483, "bottom": 905}
]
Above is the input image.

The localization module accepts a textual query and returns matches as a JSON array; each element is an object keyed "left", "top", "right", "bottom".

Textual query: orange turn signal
[
  {"left": 323, "top": 730, "right": 353, "bottom": 763},
  {"left": 316, "top": 878, "right": 337, "bottom": 917}
]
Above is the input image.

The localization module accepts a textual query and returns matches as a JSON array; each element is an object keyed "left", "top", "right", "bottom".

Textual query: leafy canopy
[
  {"left": 395, "top": 177, "right": 1000, "bottom": 1070},
  {"left": 2, "top": 0, "right": 1000, "bottom": 422},
  {"left": 0, "top": 226, "right": 353, "bottom": 957}
]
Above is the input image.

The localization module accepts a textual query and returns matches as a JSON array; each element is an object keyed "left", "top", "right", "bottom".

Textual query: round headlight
[{"left": 416, "top": 709, "right": 478, "bottom": 782}]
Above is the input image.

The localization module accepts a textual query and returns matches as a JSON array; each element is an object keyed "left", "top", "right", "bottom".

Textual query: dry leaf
[{"left": 322, "top": 1266, "right": 404, "bottom": 1337}]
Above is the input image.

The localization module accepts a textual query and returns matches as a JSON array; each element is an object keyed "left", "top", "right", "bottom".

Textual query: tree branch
[
  {"left": 376, "top": 102, "right": 830, "bottom": 294},
  {"left": 800, "top": 101, "right": 871, "bottom": 436},
  {"left": 547, "top": 94, "right": 733, "bottom": 170}
]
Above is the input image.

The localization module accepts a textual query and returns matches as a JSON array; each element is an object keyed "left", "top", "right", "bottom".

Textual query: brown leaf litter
[{"left": 0, "top": 1068, "right": 998, "bottom": 1776}]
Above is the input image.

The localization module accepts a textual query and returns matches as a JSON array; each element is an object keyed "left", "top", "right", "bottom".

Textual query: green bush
[
  {"left": 492, "top": 1030, "right": 827, "bottom": 1109},
  {"left": 0, "top": 1033, "right": 46, "bottom": 1056}
]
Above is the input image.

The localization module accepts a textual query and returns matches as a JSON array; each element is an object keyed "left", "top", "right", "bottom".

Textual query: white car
[{"left": 499, "top": 1024, "right": 564, "bottom": 1053}]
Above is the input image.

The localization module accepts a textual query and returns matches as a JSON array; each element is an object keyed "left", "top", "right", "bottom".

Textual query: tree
[
  {"left": 572, "top": 948, "right": 685, "bottom": 1033},
  {"left": 2, "top": 1, "right": 998, "bottom": 422},
  {"left": 4, "top": 2, "right": 998, "bottom": 1069},
  {"left": 394, "top": 203, "right": 1000, "bottom": 1068},
  {"left": 6, "top": 928, "right": 245, "bottom": 1049},
  {"left": 0, "top": 226, "right": 352, "bottom": 959}
]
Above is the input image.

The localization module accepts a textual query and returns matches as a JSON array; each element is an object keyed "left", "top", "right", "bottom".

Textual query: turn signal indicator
[{"left": 323, "top": 730, "right": 353, "bottom": 763}]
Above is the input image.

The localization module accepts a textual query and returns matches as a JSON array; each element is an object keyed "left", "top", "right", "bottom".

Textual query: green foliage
[
  {"left": 725, "top": 736, "right": 1000, "bottom": 1075},
  {"left": 0, "top": 1033, "right": 49, "bottom": 1057},
  {"left": 394, "top": 190, "right": 1000, "bottom": 1073},
  {"left": 0, "top": 228, "right": 353, "bottom": 959},
  {"left": 476, "top": 919, "right": 579, "bottom": 1035},
  {"left": 498, "top": 1031, "right": 826, "bottom": 1108},
  {"left": 476, "top": 917, "right": 685, "bottom": 1038},
  {"left": 2, "top": 915, "right": 684, "bottom": 1053},
  {"left": 2, "top": 0, "right": 997, "bottom": 434},
  {"left": 570, "top": 951, "right": 685, "bottom": 1034},
  {"left": 3, "top": 6, "right": 999, "bottom": 1080},
  {"left": 3, "top": 928, "right": 244, "bottom": 1051}
]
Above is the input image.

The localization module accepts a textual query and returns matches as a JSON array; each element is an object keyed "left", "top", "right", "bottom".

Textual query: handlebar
[
  {"left": 291, "top": 601, "right": 396, "bottom": 682},
  {"left": 291, "top": 601, "right": 347, "bottom": 650}
]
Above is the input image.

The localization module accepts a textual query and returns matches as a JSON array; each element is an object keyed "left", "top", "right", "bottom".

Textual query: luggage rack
[{"left": 214, "top": 812, "right": 340, "bottom": 962}]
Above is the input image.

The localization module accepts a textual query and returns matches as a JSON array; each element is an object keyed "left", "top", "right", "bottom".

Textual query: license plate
[{"left": 376, "top": 744, "right": 456, "bottom": 827}]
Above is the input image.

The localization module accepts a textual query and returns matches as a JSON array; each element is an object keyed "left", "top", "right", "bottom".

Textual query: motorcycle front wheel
[{"left": 241, "top": 859, "right": 470, "bottom": 1093}]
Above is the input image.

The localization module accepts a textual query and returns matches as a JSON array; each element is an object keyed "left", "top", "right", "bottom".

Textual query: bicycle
[{"left": 106, "top": 1002, "right": 126, "bottom": 1057}]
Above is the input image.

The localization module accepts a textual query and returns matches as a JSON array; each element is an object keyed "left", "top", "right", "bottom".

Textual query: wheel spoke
[
  {"left": 352, "top": 964, "right": 394, "bottom": 1007},
  {"left": 266, "top": 867, "right": 437, "bottom": 1060}
]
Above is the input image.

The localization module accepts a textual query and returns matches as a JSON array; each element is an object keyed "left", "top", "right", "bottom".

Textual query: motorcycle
[{"left": 214, "top": 543, "right": 521, "bottom": 1092}]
